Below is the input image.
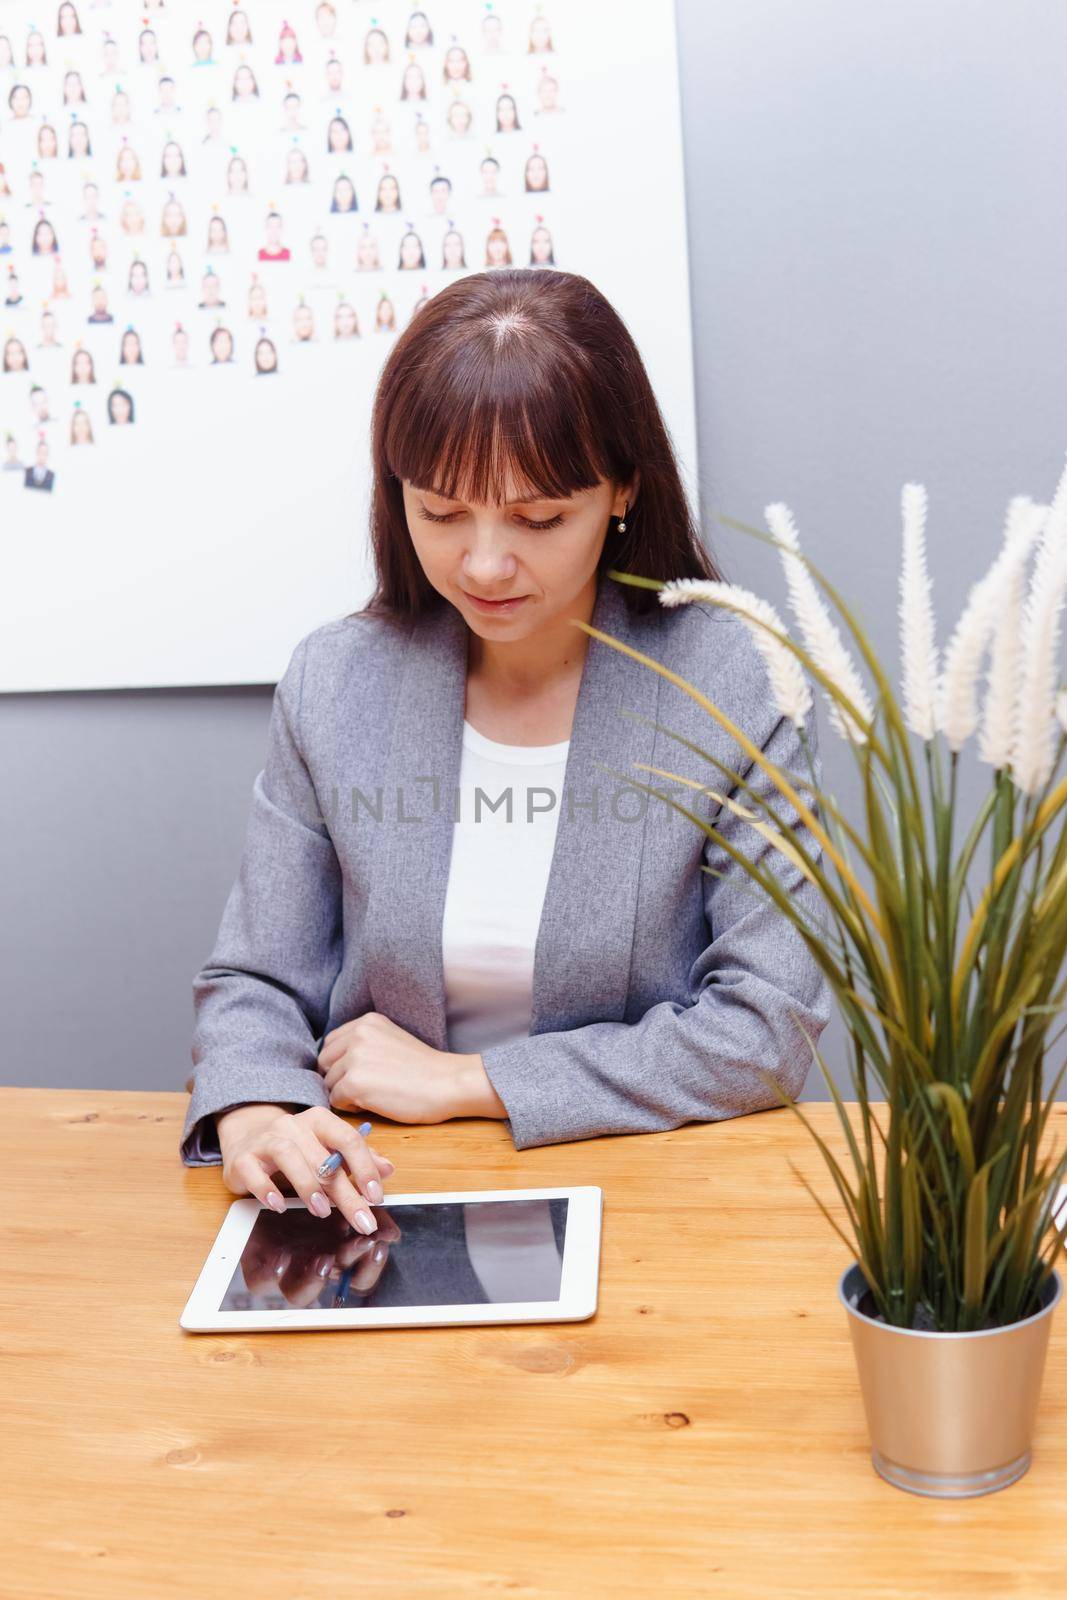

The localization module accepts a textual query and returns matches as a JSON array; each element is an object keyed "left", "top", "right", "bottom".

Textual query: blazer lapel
[{"left": 361, "top": 574, "right": 662, "bottom": 1049}]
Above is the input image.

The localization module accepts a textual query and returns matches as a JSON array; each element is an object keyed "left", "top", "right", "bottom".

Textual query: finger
[
  {"left": 259, "top": 1129, "right": 334, "bottom": 1219},
  {"left": 311, "top": 1108, "right": 391, "bottom": 1203},
  {"left": 321, "top": 1056, "right": 349, "bottom": 1092},
  {"left": 228, "top": 1149, "right": 289, "bottom": 1214},
  {"left": 368, "top": 1146, "right": 395, "bottom": 1175},
  {"left": 318, "top": 1165, "right": 379, "bottom": 1235},
  {"left": 351, "top": 1237, "right": 390, "bottom": 1293},
  {"left": 282, "top": 1246, "right": 339, "bottom": 1308},
  {"left": 317, "top": 1036, "right": 349, "bottom": 1072}
]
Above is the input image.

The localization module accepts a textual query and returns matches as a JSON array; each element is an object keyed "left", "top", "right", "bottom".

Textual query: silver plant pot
[{"left": 838, "top": 1262, "right": 1063, "bottom": 1498}]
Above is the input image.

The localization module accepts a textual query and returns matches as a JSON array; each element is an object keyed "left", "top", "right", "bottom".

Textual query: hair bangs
[{"left": 383, "top": 342, "right": 613, "bottom": 506}]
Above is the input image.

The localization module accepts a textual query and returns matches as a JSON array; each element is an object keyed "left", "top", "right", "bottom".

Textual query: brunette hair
[{"left": 360, "top": 268, "right": 720, "bottom": 622}]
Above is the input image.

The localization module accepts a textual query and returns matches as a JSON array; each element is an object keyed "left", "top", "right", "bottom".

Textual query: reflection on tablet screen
[{"left": 220, "top": 1197, "right": 570, "bottom": 1312}]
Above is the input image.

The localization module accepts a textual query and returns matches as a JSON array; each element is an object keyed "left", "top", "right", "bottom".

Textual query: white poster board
[{"left": 0, "top": 0, "right": 698, "bottom": 691}]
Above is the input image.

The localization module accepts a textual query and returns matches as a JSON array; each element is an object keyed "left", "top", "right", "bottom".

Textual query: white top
[{"left": 441, "top": 717, "right": 570, "bottom": 1056}]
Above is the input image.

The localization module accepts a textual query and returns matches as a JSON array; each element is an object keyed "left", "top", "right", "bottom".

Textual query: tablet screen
[{"left": 219, "top": 1197, "right": 570, "bottom": 1313}]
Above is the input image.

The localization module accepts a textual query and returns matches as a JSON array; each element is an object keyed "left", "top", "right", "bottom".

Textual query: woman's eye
[
  {"left": 521, "top": 515, "right": 563, "bottom": 530},
  {"left": 417, "top": 506, "right": 458, "bottom": 523}
]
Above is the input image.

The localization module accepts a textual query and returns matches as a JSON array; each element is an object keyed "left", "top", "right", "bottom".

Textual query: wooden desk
[{"left": 5, "top": 1089, "right": 1066, "bottom": 1599}]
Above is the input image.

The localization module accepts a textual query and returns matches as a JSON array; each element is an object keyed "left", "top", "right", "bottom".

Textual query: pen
[{"left": 317, "top": 1120, "right": 373, "bottom": 1179}]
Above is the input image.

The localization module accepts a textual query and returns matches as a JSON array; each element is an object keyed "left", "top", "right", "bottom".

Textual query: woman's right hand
[{"left": 216, "top": 1103, "right": 396, "bottom": 1236}]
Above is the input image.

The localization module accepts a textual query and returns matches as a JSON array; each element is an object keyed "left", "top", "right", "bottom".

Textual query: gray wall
[{"left": 4, "top": 0, "right": 1067, "bottom": 1103}]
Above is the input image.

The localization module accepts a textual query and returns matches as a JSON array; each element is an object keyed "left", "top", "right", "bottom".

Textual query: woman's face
[
  {"left": 497, "top": 95, "right": 517, "bottom": 130},
  {"left": 408, "top": 13, "right": 429, "bottom": 45},
  {"left": 212, "top": 331, "right": 233, "bottom": 362},
  {"left": 58, "top": 4, "right": 78, "bottom": 35},
  {"left": 167, "top": 252, "right": 182, "bottom": 278},
  {"left": 63, "top": 71, "right": 83, "bottom": 102},
  {"left": 140, "top": 31, "right": 158, "bottom": 62},
  {"left": 111, "top": 392, "right": 132, "bottom": 423},
  {"left": 530, "top": 18, "right": 552, "bottom": 51},
  {"left": 443, "top": 231, "right": 463, "bottom": 268},
  {"left": 487, "top": 231, "right": 508, "bottom": 264},
  {"left": 448, "top": 102, "right": 471, "bottom": 134},
  {"left": 112, "top": 91, "right": 131, "bottom": 123},
  {"left": 279, "top": 31, "right": 297, "bottom": 60},
  {"left": 70, "top": 123, "right": 89, "bottom": 155},
  {"left": 335, "top": 178, "right": 355, "bottom": 210},
  {"left": 118, "top": 146, "right": 138, "bottom": 178},
  {"left": 38, "top": 126, "right": 57, "bottom": 157},
  {"left": 130, "top": 262, "right": 148, "bottom": 291},
  {"left": 249, "top": 284, "right": 267, "bottom": 314},
  {"left": 208, "top": 217, "right": 227, "bottom": 245},
  {"left": 27, "top": 32, "right": 46, "bottom": 65},
  {"left": 526, "top": 155, "right": 548, "bottom": 190},
  {"left": 366, "top": 29, "right": 388, "bottom": 62},
  {"left": 256, "top": 341, "right": 277, "bottom": 371},
  {"left": 336, "top": 304, "right": 357, "bottom": 336},
  {"left": 11, "top": 86, "right": 31, "bottom": 118},
  {"left": 399, "top": 232, "right": 421, "bottom": 268},
  {"left": 73, "top": 410, "right": 91, "bottom": 441},
  {"left": 121, "top": 332, "right": 140, "bottom": 362},
  {"left": 531, "top": 226, "right": 553, "bottom": 263},
  {"left": 328, "top": 119, "right": 349, "bottom": 151},
  {"left": 73, "top": 349, "right": 92, "bottom": 381},
  {"left": 162, "top": 201, "right": 183, "bottom": 234},
  {"left": 228, "top": 158, "right": 248, "bottom": 191},
  {"left": 401, "top": 472, "right": 629, "bottom": 639},
  {"left": 444, "top": 46, "right": 467, "bottom": 79},
  {"left": 229, "top": 11, "right": 250, "bottom": 43},
  {"left": 357, "top": 236, "right": 379, "bottom": 268},
  {"left": 163, "top": 143, "right": 182, "bottom": 176},
  {"left": 193, "top": 29, "right": 212, "bottom": 60},
  {"left": 35, "top": 222, "right": 56, "bottom": 252},
  {"left": 6, "top": 341, "right": 27, "bottom": 371},
  {"left": 402, "top": 64, "right": 423, "bottom": 97},
  {"left": 378, "top": 175, "right": 399, "bottom": 208},
  {"left": 235, "top": 65, "right": 255, "bottom": 97},
  {"left": 122, "top": 200, "right": 144, "bottom": 233}
]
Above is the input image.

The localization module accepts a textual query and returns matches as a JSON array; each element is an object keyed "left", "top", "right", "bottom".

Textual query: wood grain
[{"left": 4, "top": 1089, "right": 1066, "bottom": 1599}]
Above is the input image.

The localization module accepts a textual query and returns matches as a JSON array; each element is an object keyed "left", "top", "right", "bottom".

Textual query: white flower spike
[
  {"left": 899, "top": 482, "right": 938, "bottom": 741},
  {"left": 765, "top": 502, "right": 874, "bottom": 745},
  {"left": 658, "top": 578, "right": 813, "bottom": 728}
]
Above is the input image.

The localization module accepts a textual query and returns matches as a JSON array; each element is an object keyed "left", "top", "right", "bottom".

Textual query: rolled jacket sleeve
[
  {"left": 180, "top": 636, "right": 342, "bottom": 1166},
  {"left": 479, "top": 701, "right": 834, "bottom": 1151}
]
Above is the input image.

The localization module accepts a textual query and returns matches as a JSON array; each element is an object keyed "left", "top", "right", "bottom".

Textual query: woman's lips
[{"left": 462, "top": 590, "right": 529, "bottom": 612}]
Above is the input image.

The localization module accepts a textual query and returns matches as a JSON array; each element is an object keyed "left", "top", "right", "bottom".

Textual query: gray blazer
[{"left": 180, "top": 571, "right": 833, "bottom": 1165}]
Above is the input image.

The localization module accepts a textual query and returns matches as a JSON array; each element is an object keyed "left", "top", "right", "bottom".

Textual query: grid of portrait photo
[
  {"left": 1, "top": 0, "right": 565, "bottom": 488},
  {"left": 0, "top": 0, "right": 696, "bottom": 690}
]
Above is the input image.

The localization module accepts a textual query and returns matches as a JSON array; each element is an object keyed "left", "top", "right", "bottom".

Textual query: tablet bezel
[{"left": 179, "top": 1185, "right": 602, "bottom": 1332}]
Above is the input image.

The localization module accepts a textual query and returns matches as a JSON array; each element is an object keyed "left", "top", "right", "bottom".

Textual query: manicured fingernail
[
  {"left": 309, "top": 1192, "right": 331, "bottom": 1217},
  {"left": 315, "top": 1254, "right": 332, "bottom": 1278},
  {"left": 266, "top": 1191, "right": 285, "bottom": 1213},
  {"left": 365, "top": 1178, "right": 384, "bottom": 1203},
  {"left": 355, "top": 1210, "right": 375, "bottom": 1234},
  {"left": 373, "top": 1243, "right": 385, "bottom": 1262},
  {"left": 378, "top": 1158, "right": 395, "bottom": 1174}
]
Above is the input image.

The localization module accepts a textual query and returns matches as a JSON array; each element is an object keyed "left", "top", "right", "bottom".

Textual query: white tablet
[{"left": 179, "top": 1186, "right": 602, "bottom": 1332}]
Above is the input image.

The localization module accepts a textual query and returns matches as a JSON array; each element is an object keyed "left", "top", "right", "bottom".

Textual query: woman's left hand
[{"left": 316, "top": 1011, "right": 470, "bottom": 1124}]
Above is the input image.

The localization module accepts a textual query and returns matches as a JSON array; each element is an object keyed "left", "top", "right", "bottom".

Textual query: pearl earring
[{"left": 616, "top": 499, "right": 628, "bottom": 533}]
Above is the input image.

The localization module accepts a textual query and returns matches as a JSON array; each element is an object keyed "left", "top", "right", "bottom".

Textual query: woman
[{"left": 180, "top": 269, "right": 831, "bottom": 1238}]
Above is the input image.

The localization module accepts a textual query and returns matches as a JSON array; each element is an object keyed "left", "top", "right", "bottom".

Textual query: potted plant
[{"left": 581, "top": 460, "right": 1067, "bottom": 1499}]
